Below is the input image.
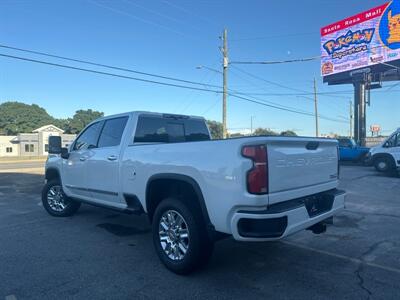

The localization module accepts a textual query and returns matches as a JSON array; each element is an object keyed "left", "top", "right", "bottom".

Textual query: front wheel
[
  {"left": 152, "top": 197, "right": 214, "bottom": 274},
  {"left": 42, "top": 179, "right": 81, "bottom": 217},
  {"left": 374, "top": 157, "right": 393, "bottom": 173}
]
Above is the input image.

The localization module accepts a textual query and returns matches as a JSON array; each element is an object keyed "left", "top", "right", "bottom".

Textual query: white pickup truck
[{"left": 44, "top": 111, "right": 345, "bottom": 274}]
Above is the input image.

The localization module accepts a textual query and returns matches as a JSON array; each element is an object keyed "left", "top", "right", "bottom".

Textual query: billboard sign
[{"left": 321, "top": 1, "right": 400, "bottom": 76}]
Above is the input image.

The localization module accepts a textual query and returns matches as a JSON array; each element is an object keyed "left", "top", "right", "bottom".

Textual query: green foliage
[
  {"left": 0, "top": 102, "right": 104, "bottom": 135},
  {"left": 206, "top": 120, "right": 223, "bottom": 139},
  {"left": 229, "top": 132, "right": 245, "bottom": 138},
  {"left": 0, "top": 102, "right": 55, "bottom": 135},
  {"left": 67, "top": 109, "right": 104, "bottom": 134},
  {"left": 280, "top": 130, "right": 297, "bottom": 136},
  {"left": 253, "top": 127, "right": 278, "bottom": 136}
]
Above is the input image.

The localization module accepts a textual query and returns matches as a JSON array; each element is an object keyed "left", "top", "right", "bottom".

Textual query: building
[{"left": 0, "top": 125, "right": 76, "bottom": 157}]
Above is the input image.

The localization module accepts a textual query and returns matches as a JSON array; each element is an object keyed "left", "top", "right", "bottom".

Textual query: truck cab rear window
[{"left": 134, "top": 116, "right": 210, "bottom": 143}]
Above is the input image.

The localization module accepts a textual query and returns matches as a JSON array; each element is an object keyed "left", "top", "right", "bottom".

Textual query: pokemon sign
[{"left": 321, "top": 1, "right": 400, "bottom": 76}]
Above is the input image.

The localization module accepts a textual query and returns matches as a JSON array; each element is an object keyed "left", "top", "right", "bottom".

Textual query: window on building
[
  {"left": 98, "top": 117, "right": 129, "bottom": 148},
  {"left": 45, "top": 144, "right": 49, "bottom": 152},
  {"left": 6, "top": 147, "right": 13, "bottom": 153},
  {"left": 25, "top": 144, "right": 35, "bottom": 152}
]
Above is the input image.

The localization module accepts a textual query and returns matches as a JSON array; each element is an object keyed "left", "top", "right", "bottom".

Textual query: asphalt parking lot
[{"left": 0, "top": 163, "right": 399, "bottom": 299}]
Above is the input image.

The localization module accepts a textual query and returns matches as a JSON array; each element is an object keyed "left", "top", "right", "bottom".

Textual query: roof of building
[{"left": 32, "top": 124, "right": 64, "bottom": 133}]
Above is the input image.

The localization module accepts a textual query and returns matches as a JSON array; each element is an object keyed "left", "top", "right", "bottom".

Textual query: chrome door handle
[
  {"left": 107, "top": 155, "right": 118, "bottom": 161},
  {"left": 79, "top": 156, "right": 87, "bottom": 161}
]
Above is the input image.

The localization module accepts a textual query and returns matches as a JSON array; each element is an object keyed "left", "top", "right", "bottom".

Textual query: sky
[{"left": 1, "top": 0, "right": 399, "bottom": 137}]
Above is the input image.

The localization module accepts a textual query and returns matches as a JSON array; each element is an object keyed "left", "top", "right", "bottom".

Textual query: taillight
[{"left": 242, "top": 145, "right": 268, "bottom": 194}]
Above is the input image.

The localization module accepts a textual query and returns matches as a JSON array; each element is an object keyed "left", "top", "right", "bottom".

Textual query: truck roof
[{"left": 95, "top": 111, "right": 205, "bottom": 122}]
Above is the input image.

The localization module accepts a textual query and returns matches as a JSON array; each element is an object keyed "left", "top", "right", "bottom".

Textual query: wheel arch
[
  {"left": 145, "top": 173, "right": 214, "bottom": 235},
  {"left": 45, "top": 167, "right": 61, "bottom": 182},
  {"left": 372, "top": 153, "right": 395, "bottom": 164}
]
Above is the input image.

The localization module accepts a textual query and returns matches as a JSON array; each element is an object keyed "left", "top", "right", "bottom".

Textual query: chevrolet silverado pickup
[{"left": 43, "top": 111, "right": 345, "bottom": 274}]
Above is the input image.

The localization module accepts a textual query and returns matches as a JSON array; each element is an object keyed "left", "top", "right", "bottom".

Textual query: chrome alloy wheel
[
  {"left": 47, "top": 185, "right": 67, "bottom": 212},
  {"left": 159, "top": 210, "right": 190, "bottom": 261}
]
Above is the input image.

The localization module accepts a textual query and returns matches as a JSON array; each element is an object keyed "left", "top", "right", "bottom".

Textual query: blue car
[{"left": 338, "top": 138, "right": 370, "bottom": 162}]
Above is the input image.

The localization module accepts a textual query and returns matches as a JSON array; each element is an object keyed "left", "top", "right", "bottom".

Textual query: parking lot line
[{"left": 283, "top": 240, "right": 400, "bottom": 275}]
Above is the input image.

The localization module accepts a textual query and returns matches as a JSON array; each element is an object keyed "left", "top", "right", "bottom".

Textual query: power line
[
  {"left": 0, "top": 52, "right": 347, "bottom": 124},
  {"left": 231, "top": 56, "right": 319, "bottom": 65},
  {"left": 0, "top": 44, "right": 221, "bottom": 89},
  {"left": 231, "top": 65, "right": 350, "bottom": 99},
  {"left": 230, "top": 32, "right": 316, "bottom": 42},
  {"left": 229, "top": 93, "right": 347, "bottom": 124},
  {"left": 0, "top": 53, "right": 223, "bottom": 93},
  {"left": 88, "top": 0, "right": 190, "bottom": 39}
]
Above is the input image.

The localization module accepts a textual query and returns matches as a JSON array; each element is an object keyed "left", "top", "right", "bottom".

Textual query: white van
[{"left": 368, "top": 128, "right": 400, "bottom": 173}]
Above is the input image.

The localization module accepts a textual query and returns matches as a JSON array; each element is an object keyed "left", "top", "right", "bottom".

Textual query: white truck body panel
[{"left": 45, "top": 111, "right": 345, "bottom": 240}]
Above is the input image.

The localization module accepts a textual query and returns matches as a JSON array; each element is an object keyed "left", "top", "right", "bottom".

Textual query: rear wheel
[
  {"left": 152, "top": 197, "right": 214, "bottom": 274},
  {"left": 42, "top": 179, "right": 81, "bottom": 217},
  {"left": 374, "top": 156, "right": 394, "bottom": 173}
]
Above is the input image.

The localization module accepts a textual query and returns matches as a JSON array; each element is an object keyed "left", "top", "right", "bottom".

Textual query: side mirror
[
  {"left": 48, "top": 136, "right": 62, "bottom": 154},
  {"left": 61, "top": 147, "right": 70, "bottom": 159}
]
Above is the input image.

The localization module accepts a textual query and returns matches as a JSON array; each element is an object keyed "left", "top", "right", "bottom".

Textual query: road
[
  {"left": 0, "top": 165, "right": 399, "bottom": 299},
  {"left": 0, "top": 161, "right": 44, "bottom": 171}
]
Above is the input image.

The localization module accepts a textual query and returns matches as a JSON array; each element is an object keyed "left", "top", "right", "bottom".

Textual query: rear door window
[{"left": 134, "top": 116, "right": 168, "bottom": 143}]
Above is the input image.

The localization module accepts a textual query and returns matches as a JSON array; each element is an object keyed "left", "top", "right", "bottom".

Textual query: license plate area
[{"left": 304, "top": 193, "right": 334, "bottom": 217}]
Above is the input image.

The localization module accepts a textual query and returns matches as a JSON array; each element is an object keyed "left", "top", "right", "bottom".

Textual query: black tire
[
  {"left": 152, "top": 197, "right": 214, "bottom": 274},
  {"left": 42, "top": 179, "right": 81, "bottom": 217},
  {"left": 374, "top": 156, "right": 394, "bottom": 173}
]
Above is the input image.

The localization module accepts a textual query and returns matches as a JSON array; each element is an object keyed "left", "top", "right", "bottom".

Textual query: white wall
[{"left": 0, "top": 136, "right": 19, "bottom": 157}]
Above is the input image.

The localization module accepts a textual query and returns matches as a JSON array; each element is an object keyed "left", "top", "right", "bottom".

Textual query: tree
[
  {"left": 54, "top": 118, "right": 72, "bottom": 134},
  {"left": 229, "top": 132, "right": 245, "bottom": 138},
  {"left": 253, "top": 127, "right": 278, "bottom": 136},
  {"left": 206, "top": 120, "right": 223, "bottom": 139},
  {"left": 0, "top": 101, "right": 55, "bottom": 135},
  {"left": 280, "top": 130, "right": 297, "bottom": 136},
  {"left": 68, "top": 109, "right": 104, "bottom": 134}
]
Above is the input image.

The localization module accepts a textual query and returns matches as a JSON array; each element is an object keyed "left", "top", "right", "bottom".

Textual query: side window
[
  {"left": 73, "top": 122, "right": 102, "bottom": 151},
  {"left": 396, "top": 133, "right": 400, "bottom": 147},
  {"left": 134, "top": 116, "right": 210, "bottom": 143},
  {"left": 134, "top": 116, "right": 168, "bottom": 143},
  {"left": 338, "top": 139, "right": 350, "bottom": 148},
  {"left": 98, "top": 117, "right": 129, "bottom": 148},
  {"left": 185, "top": 119, "right": 210, "bottom": 141},
  {"left": 386, "top": 134, "right": 397, "bottom": 147}
]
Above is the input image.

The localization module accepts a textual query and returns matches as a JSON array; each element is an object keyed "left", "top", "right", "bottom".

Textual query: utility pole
[
  {"left": 349, "top": 100, "right": 353, "bottom": 139},
  {"left": 222, "top": 29, "right": 228, "bottom": 139},
  {"left": 313, "top": 78, "right": 319, "bottom": 137},
  {"left": 250, "top": 116, "right": 254, "bottom": 135}
]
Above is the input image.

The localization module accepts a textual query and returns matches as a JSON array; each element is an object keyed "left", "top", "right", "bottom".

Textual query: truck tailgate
[{"left": 267, "top": 139, "right": 338, "bottom": 194}]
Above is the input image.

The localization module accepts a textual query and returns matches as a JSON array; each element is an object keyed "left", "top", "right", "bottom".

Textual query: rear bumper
[{"left": 230, "top": 189, "right": 345, "bottom": 241}]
